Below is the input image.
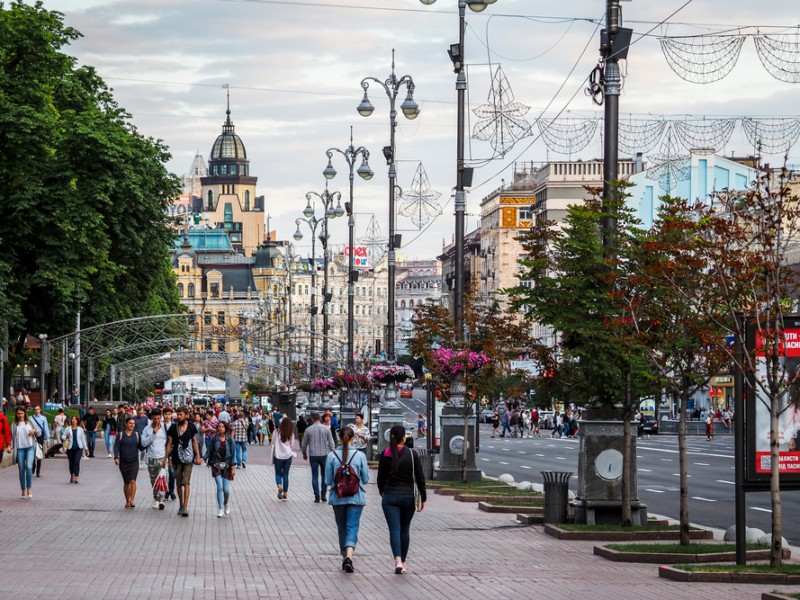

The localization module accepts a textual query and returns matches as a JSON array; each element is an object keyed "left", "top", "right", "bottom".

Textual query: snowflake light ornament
[{"left": 472, "top": 66, "right": 532, "bottom": 156}]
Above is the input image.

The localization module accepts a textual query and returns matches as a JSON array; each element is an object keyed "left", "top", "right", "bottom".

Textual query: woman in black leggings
[{"left": 61, "top": 415, "right": 88, "bottom": 483}]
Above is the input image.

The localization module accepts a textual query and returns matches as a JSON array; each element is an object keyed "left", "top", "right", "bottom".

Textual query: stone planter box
[
  {"left": 594, "top": 545, "right": 790, "bottom": 563},
  {"left": 659, "top": 565, "right": 800, "bottom": 584},
  {"left": 479, "top": 501, "right": 544, "bottom": 514},
  {"left": 435, "top": 485, "right": 513, "bottom": 496},
  {"left": 454, "top": 493, "right": 543, "bottom": 503},
  {"left": 544, "top": 524, "right": 713, "bottom": 541}
]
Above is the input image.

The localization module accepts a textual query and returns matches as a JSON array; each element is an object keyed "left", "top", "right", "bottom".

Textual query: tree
[
  {"left": 623, "top": 196, "right": 735, "bottom": 544},
  {"left": 508, "top": 189, "right": 654, "bottom": 526},
  {"left": 0, "top": 2, "right": 182, "bottom": 394}
]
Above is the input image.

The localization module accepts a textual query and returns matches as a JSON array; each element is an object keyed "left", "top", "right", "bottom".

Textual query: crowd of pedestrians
[{"left": 1, "top": 400, "right": 428, "bottom": 575}]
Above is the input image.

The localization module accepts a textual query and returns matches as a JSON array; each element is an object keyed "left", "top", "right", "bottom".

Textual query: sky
[{"left": 40, "top": 0, "right": 800, "bottom": 260}]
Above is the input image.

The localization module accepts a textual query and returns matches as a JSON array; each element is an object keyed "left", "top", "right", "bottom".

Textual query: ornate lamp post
[
  {"left": 38, "top": 333, "right": 48, "bottom": 409},
  {"left": 323, "top": 127, "right": 373, "bottom": 372},
  {"left": 357, "top": 50, "right": 419, "bottom": 362},
  {"left": 293, "top": 182, "right": 343, "bottom": 376}
]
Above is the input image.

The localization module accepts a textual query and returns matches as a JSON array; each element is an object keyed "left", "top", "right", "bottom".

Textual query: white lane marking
[
  {"left": 480, "top": 458, "right": 491, "bottom": 462},
  {"left": 673, "top": 473, "right": 691, "bottom": 477},
  {"left": 521, "top": 465, "right": 532, "bottom": 469},
  {"left": 555, "top": 457, "right": 566, "bottom": 460},
  {"left": 535, "top": 453, "right": 545, "bottom": 457},
  {"left": 694, "top": 462, "right": 710, "bottom": 466},
  {"left": 518, "top": 451, "right": 527, "bottom": 454},
  {"left": 645, "top": 489, "right": 666, "bottom": 494},
  {"left": 692, "top": 497, "right": 716, "bottom": 502},
  {"left": 717, "top": 480, "right": 735, "bottom": 485},
  {"left": 486, "top": 445, "right": 495, "bottom": 449},
  {"left": 502, "top": 448, "right": 510, "bottom": 452},
  {"left": 751, "top": 507, "right": 772, "bottom": 513},
  {"left": 639, "top": 446, "right": 734, "bottom": 460},
  {"left": 660, "top": 458, "right": 673, "bottom": 462},
  {"left": 639, "top": 468, "right": 653, "bottom": 472},
  {"left": 499, "top": 461, "right": 509, "bottom": 465}
]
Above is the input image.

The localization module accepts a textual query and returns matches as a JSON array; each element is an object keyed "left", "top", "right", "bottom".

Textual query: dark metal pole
[
  {"left": 322, "top": 215, "right": 330, "bottom": 374},
  {"left": 347, "top": 177, "right": 355, "bottom": 372},
  {"left": 454, "top": 1, "right": 467, "bottom": 340},
  {"left": 602, "top": 0, "right": 622, "bottom": 251},
  {"left": 387, "top": 103, "right": 397, "bottom": 361},
  {"left": 734, "top": 314, "right": 747, "bottom": 565},
  {"left": 310, "top": 230, "right": 317, "bottom": 377}
]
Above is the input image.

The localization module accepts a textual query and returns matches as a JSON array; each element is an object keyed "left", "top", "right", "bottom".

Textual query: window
[
  {"left": 204, "top": 339, "right": 213, "bottom": 351},
  {"left": 220, "top": 164, "right": 227, "bottom": 175},
  {"left": 177, "top": 283, "right": 184, "bottom": 297},
  {"left": 217, "top": 312, "right": 225, "bottom": 325},
  {"left": 210, "top": 282, "right": 220, "bottom": 298},
  {"left": 519, "top": 206, "right": 532, "bottom": 221},
  {"left": 207, "top": 190, "right": 214, "bottom": 209},
  {"left": 244, "top": 190, "right": 250, "bottom": 211},
  {"left": 230, "top": 164, "right": 237, "bottom": 175},
  {"left": 204, "top": 313, "right": 212, "bottom": 326},
  {"left": 224, "top": 203, "right": 233, "bottom": 229},
  {"left": 187, "top": 283, "right": 195, "bottom": 298}
]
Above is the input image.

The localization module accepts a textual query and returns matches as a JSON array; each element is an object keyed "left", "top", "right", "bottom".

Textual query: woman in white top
[
  {"left": 53, "top": 408, "right": 67, "bottom": 453},
  {"left": 61, "top": 415, "right": 88, "bottom": 484},
  {"left": 11, "top": 408, "right": 41, "bottom": 498},
  {"left": 272, "top": 417, "right": 296, "bottom": 501}
]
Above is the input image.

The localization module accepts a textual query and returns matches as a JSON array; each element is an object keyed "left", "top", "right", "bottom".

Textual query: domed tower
[{"left": 200, "top": 90, "right": 264, "bottom": 257}]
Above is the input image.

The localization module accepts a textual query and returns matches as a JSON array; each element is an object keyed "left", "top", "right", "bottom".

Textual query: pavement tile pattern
[{"left": 0, "top": 441, "right": 786, "bottom": 600}]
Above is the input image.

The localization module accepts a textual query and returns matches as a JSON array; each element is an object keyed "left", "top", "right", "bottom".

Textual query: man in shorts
[{"left": 163, "top": 406, "right": 202, "bottom": 517}]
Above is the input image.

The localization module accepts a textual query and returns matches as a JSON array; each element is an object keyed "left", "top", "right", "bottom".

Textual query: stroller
[{"left": 45, "top": 442, "right": 63, "bottom": 458}]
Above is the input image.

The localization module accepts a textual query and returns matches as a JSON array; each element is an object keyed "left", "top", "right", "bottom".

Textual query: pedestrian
[
  {"left": 114, "top": 416, "right": 141, "bottom": 508},
  {"left": 351, "top": 414, "right": 369, "bottom": 453},
  {"left": 61, "top": 415, "right": 88, "bottom": 484},
  {"left": 103, "top": 409, "right": 116, "bottom": 458},
  {"left": 140, "top": 409, "right": 168, "bottom": 510},
  {"left": 163, "top": 406, "right": 203, "bottom": 517},
  {"left": 82, "top": 405, "right": 100, "bottom": 458},
  {"left": 416, "top": 414, "right": 427, "bottom": 439},
  {"left": 324, "top": 426, "right": 369, "bottom": 573},
  {"left": 231, "top": 410, "right": 249, "bottom": 468},
  {"left": 500, "top": 410, "right": 511, "bottom": 438},
  {"left": 706, "top": 411, "right": 714, "bottom": 441},
  {"left": 531, "top": 408, "right": 540, "bottom": 437},
  {"left": 11, "top": 407, "right": 41, "bottom": 498},
  {"left": 161, "top": 406, "right": 177, "bottom": 501},
  {"left": 29, "top": 405, "right": 49, "bottom": 477},
  {"left": 295, "top": 413, "right": 308, "bottom": 447},
  {"left": 193, "top": 412, "right": 205, "bottom": 457},
  {"left": 301, "top": 412, "right": 335, "bottom": 503},
  {"left": 54, "top": 407, "right": 67, "bottom": 454},
  {"left": 0, "top": 408, "right": 11, "bottom": 456},
  {"left": 132, "top": 406, "right": 149, "bottom": 468},
  {"left": 203, "top": 420, "right": 236, "bottom": 517},
  {"left": 272, "top": 415, "right": 296, "bottom": 500},
  {"left": 490, "top": 411, "right": 499, "bottom": 438},
  {"left": 377, "top": 424, "right": 427, "bottom": 574}
]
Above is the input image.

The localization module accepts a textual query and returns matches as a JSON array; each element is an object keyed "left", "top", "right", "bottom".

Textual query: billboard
[
  {"left": 344, "top": 245, "right": 369, "bottom": 269},
  {"left": 746, "top": 316, "right": 800, "bottom": 484}
]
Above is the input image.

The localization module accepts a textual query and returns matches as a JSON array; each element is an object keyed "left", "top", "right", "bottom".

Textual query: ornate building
[{"left": 395, "top": 259, "right": 445, "bottom": 357}]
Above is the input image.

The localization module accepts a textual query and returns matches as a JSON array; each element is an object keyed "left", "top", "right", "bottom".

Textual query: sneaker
[
  {"left": 152, "top": 500, "right": 160, "bottom": 510},
  {"left": 217, "top": 509, "right": 224, "bottom": 518},
  {"left": 342, "top": 557, "right": 354, "bottom": 573},
  {"left": 181, "top": 509, "right": 189, "bottom": 518},
  {"left": 224, "top": 504, "right": 230, "bottom": 516},
  {"left": 108, "top": 453, "right": 113, "bottom": 458},
  {"left": 241, "top": 462, "right": 246, "bottom": 469},
  {"left": 314, "top": 497, "right": 320, "bottom": 503},
  {"left": 158, "top": 502, "right": 165, "bottom": 510},
  {"left": 321, "top": 495, "right": 327, "bottom": 502}
]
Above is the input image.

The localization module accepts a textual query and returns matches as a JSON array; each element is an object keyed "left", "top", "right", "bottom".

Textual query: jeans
[
  {"left": 86, "top": 431, "right": 97, "bottom": 456},
  {"left": 235, "top": 441, "right": 248, "bottom": 466},
  {"left": 105, "top": 427, "right": 114, "bottom": 455},
  {"left": 168, "top": 465, "right": 175, "bottom": 496},
  {"left": 148, "top": 458, "right": 165, "bottom": 501},
  {"left": 274, "top": 456, "right": 292, "bottom": 492},
  {"left": 500, "top": 423, "right": 512, "bottom": 437},
  {"left": 213, "top": 475, "right": 232, "bottom": 510},
  {"left": 332, "top": 504, "right": 364, "bottom": 554},
  {"left": 381, "top": 493, "right": 416, "bottom": 561},
  {"left": 16, "top": 446, "right": 34, "bottom": 491},
  {"left": 309, "top": 455, "right": 327, "bottom": 499},
  {"left": 67, "top": 448, "right": 82, "bottom": 476}
]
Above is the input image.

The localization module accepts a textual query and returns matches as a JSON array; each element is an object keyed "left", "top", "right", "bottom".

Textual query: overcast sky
[{"left": 42, "top": 0, "right": 800, "bottom": 259}]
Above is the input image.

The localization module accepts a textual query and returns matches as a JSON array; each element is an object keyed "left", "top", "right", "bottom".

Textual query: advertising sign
[
  {"left": 344, "top": 245, "right": 369, "bottom": 269},
  {"left": 746, "top": 316, "right": 800, "bottom": 483}
]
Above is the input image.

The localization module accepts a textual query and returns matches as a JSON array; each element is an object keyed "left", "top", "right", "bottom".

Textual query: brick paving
[{"left": 0, "top": 441, "right": 789, "bottom": 600}]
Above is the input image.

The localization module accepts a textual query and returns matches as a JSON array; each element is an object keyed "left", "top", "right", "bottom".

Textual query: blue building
[{"left": 627, "top": 153, "right": 757, "bottom": 228}]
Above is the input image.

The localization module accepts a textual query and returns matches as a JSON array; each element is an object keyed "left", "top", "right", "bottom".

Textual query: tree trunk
[
  {"left": 770, "top": 396, "right": 783, "bottom": 566},
  {"left": 678, "top": 390, "right": 690, "bottom": 546},
  {"left": 621, "top": 412, "right": 633, "bottom": 527},
  {"left": 462, "top": 405, "right": 469, "bottom": 484}
]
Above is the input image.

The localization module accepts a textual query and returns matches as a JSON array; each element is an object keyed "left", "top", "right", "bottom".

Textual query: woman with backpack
[
  {"left": 377, "top": 424, "right": 427, "bottom": 574},
  {"left": 203, "top": 420, "right": 236, "bottom": 518},
  {"left": 324, "top": 426, "right": 369, "bottom": 573},
  {"left": 272, "top": 416, "right": 296, "bottom": 501},
  {"left": 114, "top": 416, "right": 141, "bottom": 508}
]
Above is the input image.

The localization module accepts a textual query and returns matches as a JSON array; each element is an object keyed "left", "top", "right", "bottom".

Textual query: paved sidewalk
[{"left": 0, "top": 442, "right": 786, "bottom": 600}]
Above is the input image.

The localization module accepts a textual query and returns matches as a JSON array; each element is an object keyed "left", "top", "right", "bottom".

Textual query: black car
[{"left": 639, "top": 415, "right": 658, "bottom": 435}]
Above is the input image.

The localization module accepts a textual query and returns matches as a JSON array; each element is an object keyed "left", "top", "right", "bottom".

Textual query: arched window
[
  {"left": 187, "top": 283, "right": 195, "bottom": 298},
  {"left": 207, "top": 190, "right": 214, "bottom": 209},
  {"left": 409, "top": 299, "right": 414, "bottom": 308},
  {"left": 177, "top": 283, "right": 184, "bottom": 298},
  {"left": 400, "top": 300, "right": 406, "bottom": 308}
]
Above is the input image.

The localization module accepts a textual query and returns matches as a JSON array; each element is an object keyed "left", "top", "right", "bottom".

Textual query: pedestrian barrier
[{"left": 541, "top": 470, "right": 573, "bottom": 524}]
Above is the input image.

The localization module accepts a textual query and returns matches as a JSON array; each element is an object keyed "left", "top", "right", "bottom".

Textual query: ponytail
[
  {"left": 339, "top": 426, "right": 355, "bottom": 464},
  {"left": 388, "top": 424, "right": 406, "bottom": 475}
]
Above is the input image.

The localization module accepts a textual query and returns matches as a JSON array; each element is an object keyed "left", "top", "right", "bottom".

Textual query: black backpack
[{"left": 332, "top": 451, "right": 360, "bottom": 498}]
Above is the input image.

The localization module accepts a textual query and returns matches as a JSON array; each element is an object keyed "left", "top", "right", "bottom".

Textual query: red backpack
[{"left": 332, "top": 451, "right": 360, "bottom": 498}]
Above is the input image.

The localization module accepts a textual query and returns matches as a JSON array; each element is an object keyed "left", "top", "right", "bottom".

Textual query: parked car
[
  {"left": 538, "top": 410, "right": 555, "bottom": 429},
  {"left": 400, "top": 382, "right": 413, "bottom": 398},
  {"left": 479, "top": 408, "right": 494, "bottom": 423},
  {"left": 640, "top": 415, "right": 658, "bottom": 435}
]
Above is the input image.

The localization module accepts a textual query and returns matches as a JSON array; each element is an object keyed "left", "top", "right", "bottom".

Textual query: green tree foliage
[{"left": 0, "top": 1, "right": 182, "bottom": 351}]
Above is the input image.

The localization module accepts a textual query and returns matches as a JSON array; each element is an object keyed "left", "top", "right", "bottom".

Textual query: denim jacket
[
  {"left": 324, "top": 444, "right": 369, "bottom": 506},
  {"left": 203, "top": 435, "right": 236, "bottom": 465}
]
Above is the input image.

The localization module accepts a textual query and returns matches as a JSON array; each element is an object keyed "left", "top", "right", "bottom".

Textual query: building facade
[{"left": 395, "top": 259, "right": 445, "bottom": 357}]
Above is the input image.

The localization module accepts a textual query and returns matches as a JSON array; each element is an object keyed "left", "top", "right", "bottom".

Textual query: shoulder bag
[{"left": 410, "top": 448, "right": 422, "bottom": 512}]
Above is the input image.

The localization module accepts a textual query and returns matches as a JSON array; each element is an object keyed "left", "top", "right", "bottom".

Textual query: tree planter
[
  {"left": 544, "top": 523, "right": 713, "bottom": 541},
  {"left": 594, "top": 545, "right": 790, "bottom": 563},
  {"left": 659, "top": 565, "right": 800, "bottom": 584}
]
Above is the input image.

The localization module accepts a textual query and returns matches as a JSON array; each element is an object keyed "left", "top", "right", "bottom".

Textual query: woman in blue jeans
[
  {"left": 377, "top": 424, "right": 427, "bottom": 574},
  {"left": 203, "top": 421, "right": 237, "bottom": 518},
  {"left": 11, "top": 408, "right": 41, "bottom": 499},
  {"left": 271, "top": 416, "right": 296, "bottom": 500},
  {"left": 324, "top": 426, "right": 369, "bottom": 573}
]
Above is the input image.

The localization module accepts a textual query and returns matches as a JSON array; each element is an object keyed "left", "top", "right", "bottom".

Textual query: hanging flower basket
[
  {"left": 430, "top": 348, "right": 492, "bottom": 378},
  {"left": 368, "top": 364, "right": 415, "bottom": 384},
  {"left": 310, "top": 378, "right": 335, "bottom": 393},
  {"left": 332, "top": 373, "right": 371, "bottom": 390}
]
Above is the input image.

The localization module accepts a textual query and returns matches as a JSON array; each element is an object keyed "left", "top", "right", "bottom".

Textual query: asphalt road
[{"left": 394, "top": 390, "right": 800, "bottom": 545}]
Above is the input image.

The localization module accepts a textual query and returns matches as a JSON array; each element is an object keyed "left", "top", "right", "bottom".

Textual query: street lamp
[
  {"left": 294, "top": 182, "right": 343, "bottom": 376},
  {"left": 358, "top": 49, "right": 418, "bottom": 362},
  {"left": 324, "top": 126, "right": 373, "bottom": 372},
  {"left": 38, "top": 334, "right": 48, "bottom": 409},
  {"left": 419, "top": 0, "right": 497, "bottom": 340}
]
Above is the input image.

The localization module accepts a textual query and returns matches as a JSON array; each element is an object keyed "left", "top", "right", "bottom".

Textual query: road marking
[
  {"left": 694, "top": 462, "right": 710, "bottom": 466},
  {"left": 645, "top": 488, "right": 666, "bottom": 493},
  {"left": 639, "top": 446, "right": 734, "bottom": 459},
  {"left": 499, "top": 461, "right": 509, "bottom": 465},
  {"left": 502, "top": 448, "right": 510, "bottom": 452},
  {"left": 518, "top": 451, "right": 527, "bottom": 454},
  {"left": 639, "top": 468, "right": 653, "bottom": 472},
  {"left": 751, "top": 507, "right": 772, "bottom": 513},
  {"left": 486, "top": 445, "right": 495, "bottom": 449},
  {"left": 673, "top": 473, "right": 691, "bottom": 477},
  {"left": 480, "top": 458, "right": 490, "bottom": 462},
  {"left": 660, "top": 458, "right": 673, "bottom": 462},
  {"left": 521, "top": 465, "right": 532, "bottom": 469},
  {"left": 535, "top": 453, "right": 545, "bottom": 457},
  {"left": 716, "top": 480, "right": 735, "bottom": 485},
  {"left": 692, "top": 496, "right": 716, "bottom": 502}
]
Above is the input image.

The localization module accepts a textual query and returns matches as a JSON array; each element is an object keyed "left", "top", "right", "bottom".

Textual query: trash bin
[
  {"left": 416, "top": 448, "right": 434, "bottom": 480},
  {"left": 541, "top": 471, "right": 573, "bottom": 524}
]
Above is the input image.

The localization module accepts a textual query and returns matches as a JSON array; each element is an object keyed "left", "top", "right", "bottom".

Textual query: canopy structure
[{"left": 166, "top": 374, "right": 226, "bottom": 394}]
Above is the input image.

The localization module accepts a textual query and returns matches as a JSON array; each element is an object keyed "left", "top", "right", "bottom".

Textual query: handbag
[
  {"left": 177, "top": 440, "right": 195, "bottom": 464},
  {"left": 410, "top": 448, "right": 423, "bottom": 512}
]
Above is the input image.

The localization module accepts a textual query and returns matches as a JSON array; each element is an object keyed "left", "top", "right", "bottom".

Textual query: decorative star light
[
  {"left": 399, "top": 163, "right": 442, "bottom": 229},
  {"left": 646, "top": 125, "right": 691, "bottom": 193},
  {"left": 472, "top": 66, "right": 532, "bottom": 157},
  {"left": 358, "top": 214, "right": 387, "bottom": 265}
]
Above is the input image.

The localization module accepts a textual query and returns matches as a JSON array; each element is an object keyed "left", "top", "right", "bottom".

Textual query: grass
[
  {"left": 770, "top": 592, "right": 800, "bottom": 599},
  {"left": 606, "top": 543, "right": 769, "bottom": 554},
  {"left": 559, "top": 523, "right": 688, "bottom": 532},
  {"left": 674, "top": 563, "right": 800, "bottom": 574},
  {"left": 462, "top": 488, "right": 542, "bottom": 497}
]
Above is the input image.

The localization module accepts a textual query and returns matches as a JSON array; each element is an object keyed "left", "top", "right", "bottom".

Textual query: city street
[{"left": 395, "top": 389, "right": 800, "bottom": 545}]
